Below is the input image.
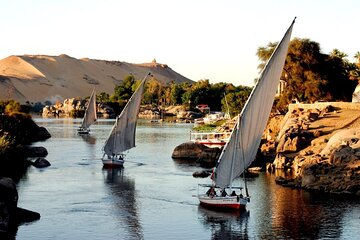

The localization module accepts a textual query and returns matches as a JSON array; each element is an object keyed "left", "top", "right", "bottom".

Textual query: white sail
[
  {"left": 103, "top": 73, "right": 150, "bottom": 156},
  {"left": 80, "top": 88, "right": 97, "bottom": 129},
  {"left": 213, "top": 19, "right": 295, "bottom": 188}
]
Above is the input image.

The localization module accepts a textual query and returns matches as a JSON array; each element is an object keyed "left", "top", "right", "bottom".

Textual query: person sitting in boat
[
  {"left": 221, "top": 188, "right": 227, "bottom": 197},
  {"left": 206, "top": 187, "right": 216, "bottom": 197},
  {"left": 231, "top": 190, "right": 237, "bottom": 196}
]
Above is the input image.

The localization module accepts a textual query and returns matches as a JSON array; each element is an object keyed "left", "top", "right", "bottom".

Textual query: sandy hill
[{"left": 0, "top": 55, "right": 193, "bottom": 103}]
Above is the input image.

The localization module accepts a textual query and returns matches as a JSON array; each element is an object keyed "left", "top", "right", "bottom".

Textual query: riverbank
[
  {"left": 41, "top": 100, "right": 200, "bottom": 123},
  {"left": 0, "top": 109, "right": 51, "bottom": 235},
  {"left": 172, "top": 102, "right": 360, "bottom": 196}
]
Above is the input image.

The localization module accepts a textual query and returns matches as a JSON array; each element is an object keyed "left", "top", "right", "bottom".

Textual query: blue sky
[{"left": 1, "top": 0, "right": 359, "bottom": 86}]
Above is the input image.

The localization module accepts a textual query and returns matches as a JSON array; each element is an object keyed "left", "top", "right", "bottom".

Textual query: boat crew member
[
  {"left": 221, "top": 189, "right": 227, "bottom": 197},
  {"left": 206, "top": 187, "right": 216, "bottom": 197}
]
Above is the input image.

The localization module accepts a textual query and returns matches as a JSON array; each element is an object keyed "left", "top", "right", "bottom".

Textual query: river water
[{"left": 15, "top": 118, "right": 360, "bottom": 239}]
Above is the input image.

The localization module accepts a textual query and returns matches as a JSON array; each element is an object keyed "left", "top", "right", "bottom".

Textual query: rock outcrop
[
  {"left": 172, "top": 142, "right": 221, "bottom": 167},
  {"left": 32, "top": 157, "right": 51, "bottom": 168},
  {"left": 296, "top": 129, "right": 360, "bottom": 195},
  {"left": 0, "top": 177, "right": 40, "bottom": 237},
  {"left": 265, "top": 103, "right": 360, "bottom": 195},
  {"left": 0, "top": 113, "right": 51, "bottom": 179},
  {"left": 42, "top": 98, "right": 115, "bottom": 118},
  {"left": 0, "top": 177, "right": 18, "bottom": 232}
]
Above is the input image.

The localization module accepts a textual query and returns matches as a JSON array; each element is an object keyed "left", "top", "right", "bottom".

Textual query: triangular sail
[
  {"left": 213, "top": 19, "right": 295, "bottom": 188},
  {"left": 103, "top": 73, "right": 150, "bottom": 156},
  {"left": 80, "top": 88, "right": 97, "bottom": 129}
]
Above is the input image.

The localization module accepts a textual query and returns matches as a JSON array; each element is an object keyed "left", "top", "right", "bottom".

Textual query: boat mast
[
  {"left": 238, "top": 116, "right": 249, "bottom": 197},
  {"left": 112, "top": 117, "right": 118, "bottom": 158},
  {"left": 228, "top": 115, "right": 240, "bottom": 192},
  {"left": 224, "top": 92, "right": 230, "bottom": 119}
]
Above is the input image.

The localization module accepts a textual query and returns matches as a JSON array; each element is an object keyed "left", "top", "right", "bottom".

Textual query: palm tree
[
  {"left": 330, "top": 49, "right": 347, "bottom": 59},
  {"left": 354, "top": 51, "right": 360, "bottom": 68}
]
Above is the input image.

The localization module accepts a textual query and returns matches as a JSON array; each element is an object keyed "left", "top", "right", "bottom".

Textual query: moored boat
[{"left": 190, "top": 131, "right": 231, "bottom": 148}]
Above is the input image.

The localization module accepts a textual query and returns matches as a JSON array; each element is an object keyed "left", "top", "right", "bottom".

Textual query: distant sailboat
[
  {"left": 102, "top": 73, "right": 151, "bottom": 168},
  {"left": 198, "top": 18, "right": 295, "bottom": 211},
  {"left": 78, "top": 88, "right": 97, "bottom": 134}
]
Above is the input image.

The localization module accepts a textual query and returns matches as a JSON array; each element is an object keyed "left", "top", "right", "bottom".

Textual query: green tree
[
  {"left": 0, "top": 100, "right": 21, "bottom": 115},
  {"left": 170, "top": 83, "right": 185, "bottom": 105},
  {"left": 209, "top": 82, "right": 229, "bottom": 111},
  {"left": 97, "top": 92, "right": 110, "bottom": 102},
  {"left": 322, "top": 49, "right": 357, "bottom": 100},
  {"left": 222, "top": 86, "right": 252, "bottom": 117},
  {"left": 181, "top": 91, "right": 192, "bottom": 109},
  {"left": 114, "top": 75, "right": 135, "bottom": 101},
  {"left": 330, "top": 49, "right": 347, "bottom": 58},
  {"left": 355, "top": 51, "right": 360, "bottom": 68},
  {"left": 189, "top": 79, "right": 211, "bottom": 108},
  {"left": 351, "top": 52, "right": 360, "bottom": 83},
  {"left": 257, "top": 38, "right": 357, "bottom": 111},
  {"left": 162, "top": 86, "right": 171, "bottom": 106},
  {"left": 143, "top": 78, "right": 163, "bottom": 105}
]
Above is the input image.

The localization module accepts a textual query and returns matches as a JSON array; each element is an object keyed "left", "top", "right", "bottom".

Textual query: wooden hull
[
  {"left": 102, "top": 154, "right": 124, "bottom": 168},
  {"left": 77, "top": 128, "right": 90, "bottom": 135},
  {"left": 198, "top": 195, "right": 247, "bottom": 211}
]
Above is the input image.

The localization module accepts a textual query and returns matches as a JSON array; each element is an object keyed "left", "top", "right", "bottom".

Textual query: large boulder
[
  {"left": 352, "top": 83, "right": 360, "bottom": 102},
  {"left": 0, "top": 177, "right": 40, "bottom": 237},
  {"left": 272, "top": 107, "right": 328, "bottom": 170},
  {"left": 297, "top": 129, "right": 360, "bottom": 195},
  {"left": 172, "top": 142, "right": 209, "bottom": 160},
  {"left": 21, "top": 146, "right": 48, "bottom": 158},
  {"left": 32, "top": 158, "right": 51, "bottom": 168},
  {"left": 138, "top": 109, "right": 160, "bottom": 119},
  {"left": 172, "top": 141, "right": 221, "bottom": 167},
  {"left": 0, "top": 177, "right": 18, "bottom": 232},
  {"left": 32, "top": 127, "right": 51, "bottom": 142},
  {"left": 320, "top": 129, "right": 360, "bottom": 157}
]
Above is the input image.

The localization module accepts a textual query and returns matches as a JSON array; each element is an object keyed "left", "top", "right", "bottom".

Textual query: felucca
[
  {"left": 198, "top": 18, "right": 295, "bottom": 211},
  {"left": 78, "top": 88, "right": 97, "bottom": 134},
  {"left": 102, "top": 73, "right": 151, "bottom": 168}
]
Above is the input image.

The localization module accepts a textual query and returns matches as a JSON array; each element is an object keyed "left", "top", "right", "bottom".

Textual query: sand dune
[{"left": 0, "top": 54, "right": 192, "bottom": 103}]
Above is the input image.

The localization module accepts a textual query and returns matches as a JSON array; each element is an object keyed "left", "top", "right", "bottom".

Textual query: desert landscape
[{"left": 0, "top": 54, "right": 192, "bottom": 103}]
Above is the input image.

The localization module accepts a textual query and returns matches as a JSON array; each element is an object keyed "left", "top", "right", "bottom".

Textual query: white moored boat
[
  {"left": 198, "top": 18, "right": 295, "bottom": 211},
  {"left": 190, "top": 131, "right": 231, "bottom": 148}
]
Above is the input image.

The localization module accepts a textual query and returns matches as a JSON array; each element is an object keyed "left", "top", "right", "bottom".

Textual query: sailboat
[
  {"left": 102, "top": 73, "right": 151, "bottom": 168},
  {"left": 198, "top": 18, "right": 295, "bottom": 211},
  {"left": 78, "top": 88, "right": 97, "bottom": 134}
]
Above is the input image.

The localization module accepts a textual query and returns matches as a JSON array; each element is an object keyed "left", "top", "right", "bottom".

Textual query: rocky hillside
[
  {"left": 0, "top": 55, "right": 193, "bottom": 103},
  {"left": 263, "top": 102, "right": 360, "bottom": 196}
]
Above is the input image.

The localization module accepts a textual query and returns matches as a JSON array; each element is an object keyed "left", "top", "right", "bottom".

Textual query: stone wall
[{"left": 289, "top": 102, "right": 360, "bottom": 112}]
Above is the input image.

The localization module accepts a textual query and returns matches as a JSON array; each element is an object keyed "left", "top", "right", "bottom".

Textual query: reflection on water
[
  {"left": 172, "top": 158, "right": 202, "bottom": 171},
  {"left": 102, "top": 168, "right": 143, "bottom": 240},
  {"left": 14, "top": 119, "right": 360, "bottom": 239},
  {"left": 198, "top": 206, "right": 249, "bottom": 239},
  {"left": 80, "top": 134, "right": 96, "bottom": 145},
  {"left": 270, "top": 184, "right": 325, "bottom": 239},
  {"left": 257, "top": 173, "right": 359, "bottom": 239}
]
